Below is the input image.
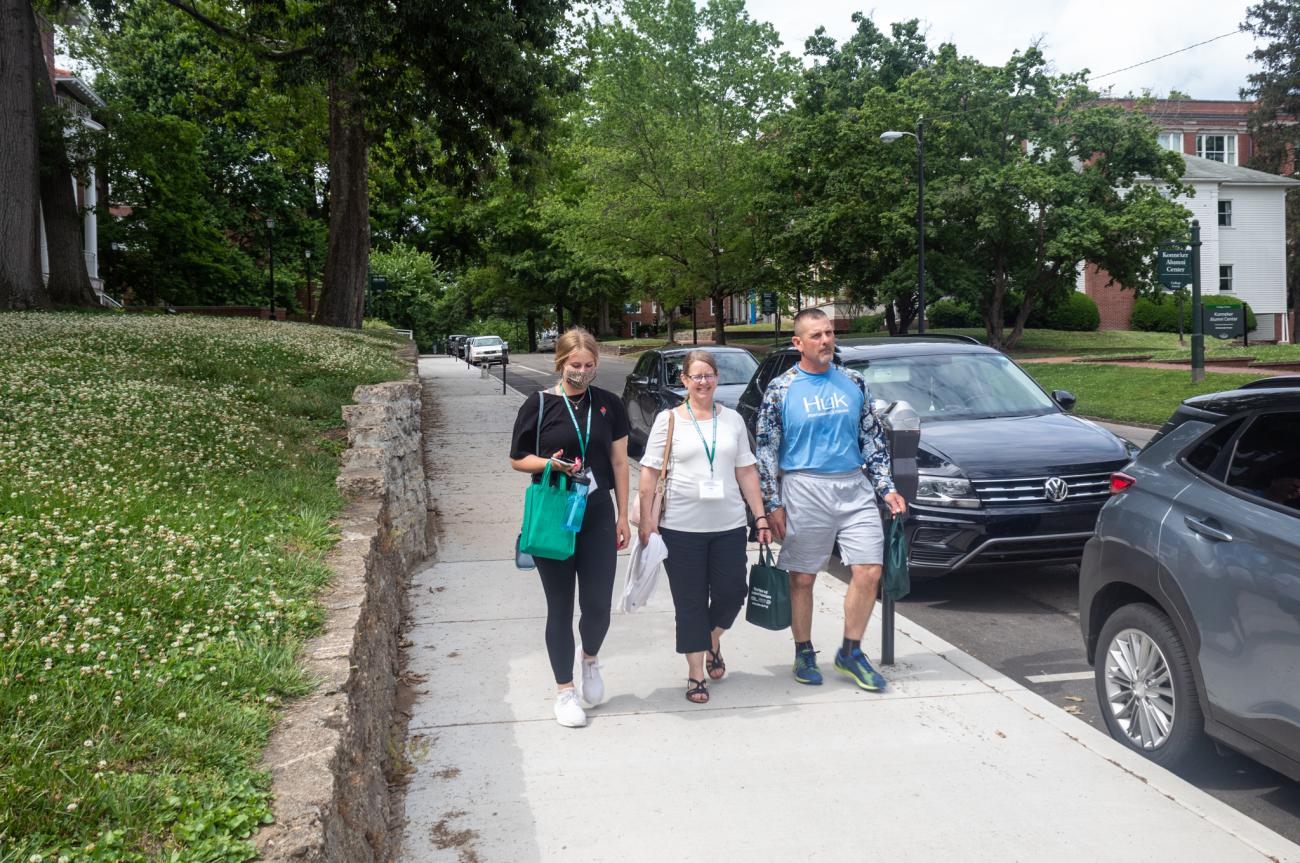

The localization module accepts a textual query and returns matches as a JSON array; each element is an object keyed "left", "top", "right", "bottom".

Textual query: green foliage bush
[
  {"left": 1131, "top": 293, "right": 1256, "bottom": 333},
  {"left": 1027, "top": 292, "right": 1100, "bottom": 331},
  {"left": 927, "top": 299, "right": 981, "bottom": 328},
  {"left": 848, "top": 313, "right": 886, "bottom": 333}
]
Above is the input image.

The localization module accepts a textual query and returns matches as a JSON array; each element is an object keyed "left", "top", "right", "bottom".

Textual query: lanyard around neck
[
  {"left": 559, "top": 387, "right": 592, "bottom": 459},
  {"left": 684, "top": 402, "right": 718, "bottom": 476}
]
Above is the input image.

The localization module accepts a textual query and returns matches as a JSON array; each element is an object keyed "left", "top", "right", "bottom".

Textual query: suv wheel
[{"left": 1095, "top": 603, "right": 1206, "bottom": 769}]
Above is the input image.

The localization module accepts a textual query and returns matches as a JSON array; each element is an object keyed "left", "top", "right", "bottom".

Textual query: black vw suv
[{"left": 736, "top": 335, "right": 1140, "bottom": 575}]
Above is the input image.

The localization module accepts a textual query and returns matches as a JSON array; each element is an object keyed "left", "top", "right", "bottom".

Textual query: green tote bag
[
  {"left": 883, "top": 512, "right": 910, "bottom": 601},
  {"left": 746, "top": 543, "right": 791, "bottom": 631},
  {"left": 519, "top": 461, "right": 576, "bottom": 561}
]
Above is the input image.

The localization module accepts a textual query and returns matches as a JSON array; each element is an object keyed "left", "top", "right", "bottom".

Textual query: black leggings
[
  {"left": 536, "top": 491, "right": 617, "bottom": 684},
  {"left": 659, "top": 526, "right": 749, "bottom": 654}
]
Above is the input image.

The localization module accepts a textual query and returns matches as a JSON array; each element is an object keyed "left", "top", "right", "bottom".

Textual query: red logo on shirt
[{"left": 600, "top": 406, "right": 607, "bottom": 415}]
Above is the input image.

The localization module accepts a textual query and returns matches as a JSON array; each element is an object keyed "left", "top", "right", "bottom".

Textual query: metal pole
[
  {"left": 1191, "top": 220, "right": 1204, "bottom": 382},
  {"left": 882, "top": 586, "right": 895, "bottom": 666},
  {"left": 916, "top": 118, "right": 926, "bottom": 334},
  {"left": 267, "top": 223, "right": 275, "bottom": 321}
]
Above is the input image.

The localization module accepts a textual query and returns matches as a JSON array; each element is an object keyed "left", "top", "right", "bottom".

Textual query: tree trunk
[
  {"left": 315, "top": 72, "right": 368, "bottom": 328},
  {"left": 599, "top": 298, "right": 611, "bottom": 337},
  {"left": 553, "top": 298, "right": 564, "bottom": 333},
  {"left": 0, "top": 0, "right": 48, "bottom": 310},
  {"left": 526, "top": 311, "right": 537, "bottom": 353},
  {"left": 884, "top": 303, "right": 898, "bottom": 335},
  {"left": 32, "top": 16, "right": 96, "bottom": 307},
  {"left": 712, "top": 291, "right": 727, "bottom": 345}
]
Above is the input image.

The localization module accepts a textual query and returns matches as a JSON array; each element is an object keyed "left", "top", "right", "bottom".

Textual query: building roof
[
  {"left": 1102, "top": 98, "right": 1253, "bottom": 124},
  {"left": 1180, "top": 154, "right": 1300, "bottom": 187},
  {"left": 55, "top": 73, "right": 106, "bottom": 109}
]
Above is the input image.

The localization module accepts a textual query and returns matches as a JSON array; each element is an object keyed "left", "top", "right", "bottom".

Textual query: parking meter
[
  {"left": 873, "top": 399, "right": 920, "bottom": 666},
  {"left": 881, "top": 401, "right": 920, "bottom": 504}
]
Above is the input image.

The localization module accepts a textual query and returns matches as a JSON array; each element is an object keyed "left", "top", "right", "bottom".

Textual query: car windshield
[
  {"left": 845, "top": 353, "right": 1056, "bottom": 421},
  {"left": 666, "top": 352, "right": 758, "bottom": 387},
  {"left": 472, "top": 337, "right": 502, "bottom": 346}
]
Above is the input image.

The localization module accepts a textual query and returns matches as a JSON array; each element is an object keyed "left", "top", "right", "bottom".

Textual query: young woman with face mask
[{"left": 509, "top": 326, "right": 631, "bottom": 727}]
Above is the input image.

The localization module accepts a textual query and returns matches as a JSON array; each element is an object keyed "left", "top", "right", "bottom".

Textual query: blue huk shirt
[{"left": 780, "top": 365, "right": 865, "bottom": 473}]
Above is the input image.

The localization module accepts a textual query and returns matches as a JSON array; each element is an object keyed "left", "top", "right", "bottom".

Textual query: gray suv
[{"left": 1079, "top": 381, "right": 1300, "bottom": 780}]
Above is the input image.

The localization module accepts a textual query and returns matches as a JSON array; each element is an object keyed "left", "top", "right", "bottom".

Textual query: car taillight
[{"left": 1109, "top": 472, "right": 1136, "bottom": 495}]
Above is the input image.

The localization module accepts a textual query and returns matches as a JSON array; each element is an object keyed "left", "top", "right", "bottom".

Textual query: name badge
[
  {"left": 699, "top": 479, "right": 724, "bottom": 499},
  {"left": 588, "top": 471, "right": 599, "bottom": 493}
]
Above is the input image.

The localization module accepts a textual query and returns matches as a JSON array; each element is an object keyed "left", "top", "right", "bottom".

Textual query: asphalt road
[{"left": 478, "top": 350, "right": 1300, "bottom": 843}]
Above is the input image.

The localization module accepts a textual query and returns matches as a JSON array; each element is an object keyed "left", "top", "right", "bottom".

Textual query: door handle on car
[{"left": 1184, "top": 515, "right": 1233, "bottom": 543}]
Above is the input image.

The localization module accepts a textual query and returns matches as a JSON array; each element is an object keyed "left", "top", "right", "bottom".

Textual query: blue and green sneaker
[
  {"left": 793, "top": 647, "right": 823, "bottom": 685},
  {"left": 834, "top": 647, "right": 887, "bottom": 691}
]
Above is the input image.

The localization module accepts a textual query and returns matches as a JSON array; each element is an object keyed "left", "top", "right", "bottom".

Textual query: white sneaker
[
  {"left": 554, "top": 688, "right": 587, "bottom": 727},
  {"left": 577, "top": 654, "right": 605, "bottom": 707}
]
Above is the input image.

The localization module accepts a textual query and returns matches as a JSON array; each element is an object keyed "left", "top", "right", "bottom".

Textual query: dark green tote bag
[
  {"left": 519, "top": 461, "right": 576, "bottom": 561},
  {"left": 746, "top": 543, "right": 791, "bottom": 631},
  {"left": 883, "top": 512, "right": 910, "bottom": 601}
]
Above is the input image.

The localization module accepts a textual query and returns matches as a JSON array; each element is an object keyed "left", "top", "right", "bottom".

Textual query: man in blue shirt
[{"left": 756, "top": 309, "right": 907, "bottom": 690}]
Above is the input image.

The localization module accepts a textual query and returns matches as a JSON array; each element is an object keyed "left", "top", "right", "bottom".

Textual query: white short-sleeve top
[{"left": 640, "top": 403, "right": 757, "bottom": 533}]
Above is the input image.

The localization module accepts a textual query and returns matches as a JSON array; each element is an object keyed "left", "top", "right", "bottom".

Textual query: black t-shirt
[{"left": 510, "top": 386, "right": 629, "bottom": 493}]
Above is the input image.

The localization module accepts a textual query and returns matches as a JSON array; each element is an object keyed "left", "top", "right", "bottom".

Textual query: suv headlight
[{"left": 916, "top": 470, "right": 980, "bottom": 509}]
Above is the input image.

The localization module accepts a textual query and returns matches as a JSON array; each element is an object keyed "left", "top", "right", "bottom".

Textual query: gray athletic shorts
[{"left": 777, "top": 470, "right": 884, "bottom": 573}]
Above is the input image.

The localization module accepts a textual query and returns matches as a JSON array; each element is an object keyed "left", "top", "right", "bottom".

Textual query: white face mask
[{"left": 564, "top": 368, "right": 597, "bottom": 388}]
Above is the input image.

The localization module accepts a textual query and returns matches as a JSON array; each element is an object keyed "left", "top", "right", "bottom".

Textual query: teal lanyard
[
  {"left": 560, "top": 388, "right": 592, "bottom": 460},
  {"left": 684, "top": 402, "right": 718, "bottom": 476}
]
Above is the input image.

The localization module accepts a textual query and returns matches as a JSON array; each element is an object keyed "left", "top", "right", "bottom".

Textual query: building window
[
  {"left": 1158, "top": 131, "right": 1183, "bottom": 152},
  {"left": 1197, "top": 134, "right": 1238, "bottom": 166},
  {"left": 1218, "top": 200, "right": 1232, "bottom": 226},
  {"left": 1219, "top": 264, "right": 1233, "bottom": 292}
]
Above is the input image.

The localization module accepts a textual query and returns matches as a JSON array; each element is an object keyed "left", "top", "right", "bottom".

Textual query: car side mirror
[
  {"left": 1051, "top": 390, "right": 1077, "bottom": 411},
  {"left": 629, "top": 376, "right": 649, "bottom": 386}
]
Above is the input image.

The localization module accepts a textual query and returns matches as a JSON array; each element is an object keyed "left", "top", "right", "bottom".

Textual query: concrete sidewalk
[{"left": 398, "top": 356, "right": 1300, "bottom": 863}]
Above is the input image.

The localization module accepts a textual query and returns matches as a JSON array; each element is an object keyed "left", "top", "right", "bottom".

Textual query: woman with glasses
[{"left": 637, "top": 351, "right": 772, "bottom": 704}]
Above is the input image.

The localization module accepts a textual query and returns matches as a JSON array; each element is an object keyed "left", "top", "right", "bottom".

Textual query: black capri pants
[
  {"left": 659, "top": 525, "right": 749, "bottom": 654},
  {"left": 535, "top": 491, "right": 616, "bottom": 684}
]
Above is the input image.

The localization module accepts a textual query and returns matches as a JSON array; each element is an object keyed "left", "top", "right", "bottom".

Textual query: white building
[{"left": 1080, "top": 155, "right": 1298, "bottom": 342}]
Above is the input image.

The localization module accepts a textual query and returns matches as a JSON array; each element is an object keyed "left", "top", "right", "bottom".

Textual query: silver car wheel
[{"left": 1102, "top": 627, "right": 1176, "bottom": 750}]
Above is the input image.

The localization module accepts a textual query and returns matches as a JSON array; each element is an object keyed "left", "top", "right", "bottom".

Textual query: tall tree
[
  {"left": 1243, "top": 0, "right": 1300, "bottom": 340},
  {"left": 151, "top": 0, "right": 572, "bottom": 328},
  {"left": 0, "top": 0, "right": 48, "bottom": 310},
  {"left": 764, "top": 14, "right": 933, "bottom": 332},
  {"left": 561, "top": 0, "right": 796, "bottom": 344}
]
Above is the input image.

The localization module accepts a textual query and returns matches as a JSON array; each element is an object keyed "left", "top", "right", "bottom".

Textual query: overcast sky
[{"left": 744, "top": 0, "right": 1261, "bottom": 101}]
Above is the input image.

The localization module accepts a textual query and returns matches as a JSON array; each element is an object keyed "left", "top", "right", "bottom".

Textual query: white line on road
[
  {"left": 1025, "top": 671, "right": 1095, "bottom": 684},
  {"left": 508, "top": 364, "right": 553, "bottom": 376}
]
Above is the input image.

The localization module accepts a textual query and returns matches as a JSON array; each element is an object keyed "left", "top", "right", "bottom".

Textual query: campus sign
[
  {"left": 1157, "top": 246, "right": 1193, "bottom": 291},
  {"left": 1203, "top": 305, "right": 1245, "bottom": 340}
]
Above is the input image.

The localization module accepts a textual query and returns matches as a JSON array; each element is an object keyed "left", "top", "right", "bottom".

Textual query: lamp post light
[
  {"left": 880, "top": 119, "right": 927, "bottom": 333},
  {"left": 265, "top": 217, "right": 276, "bottom": 321},
  {"left": 304, "top": 248, "right": 313, "bottom": 317}
]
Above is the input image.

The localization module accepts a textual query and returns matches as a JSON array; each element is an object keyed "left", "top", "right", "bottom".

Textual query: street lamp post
[
  {"left": 880, "top": 118, "right": 927, "bottom": 333},
  {"left": 265, "top": 217, "right": 276, "bottom": 321},
  {"left": 304, "top": 248, "right": 313, "bottom": 317}
]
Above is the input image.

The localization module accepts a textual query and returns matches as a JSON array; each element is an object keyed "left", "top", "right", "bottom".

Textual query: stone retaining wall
[{"left": 255, "top": 345, "right": 428, "bottom": 862}]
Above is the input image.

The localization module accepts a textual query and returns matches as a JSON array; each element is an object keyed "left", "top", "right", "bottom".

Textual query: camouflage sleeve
[
  {"left": 846, "top": 368, "right": 897, "bottom": 497},
  {"left": 755, "top": 370, "right": 791, "bottom": 512}
]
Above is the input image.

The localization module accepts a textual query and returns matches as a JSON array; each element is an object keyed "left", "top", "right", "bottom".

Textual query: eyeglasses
[{"left": 685, "top": 374, "right": 718, "bottom": 383}]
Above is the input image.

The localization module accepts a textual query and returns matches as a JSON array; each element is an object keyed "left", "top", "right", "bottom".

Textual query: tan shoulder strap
[{"left": 656, "top": 408, "right": 676, "bottom": 494}]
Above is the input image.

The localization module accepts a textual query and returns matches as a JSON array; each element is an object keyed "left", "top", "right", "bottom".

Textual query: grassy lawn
[
  {"left": 1020, "top": 362, "right": 1259, "bottom": 425},
  {"left": 0, "top": 313, "right": 405, "bottom": 863},
  {"left": 601, "top": 337, "right": 673, "bottom": 349}
]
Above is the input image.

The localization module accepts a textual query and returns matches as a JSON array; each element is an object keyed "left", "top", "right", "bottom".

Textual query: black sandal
[
  {"left": 685, "top": 678, "right": 710, "bottom": 704},
  {"left": 706, "top": 647, "right": 726, "bottom": 681}
]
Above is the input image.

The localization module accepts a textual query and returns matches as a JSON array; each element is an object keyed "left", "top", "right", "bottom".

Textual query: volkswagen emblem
[{"left": 1044, "top": 477, "right": 1069, "bottom": 502}]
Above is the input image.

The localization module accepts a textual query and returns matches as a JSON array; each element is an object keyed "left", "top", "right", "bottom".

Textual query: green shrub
[
  {"left": 1028, "top": 292, "right": 1100, "bottom": 331},
  {"left": 848, "top": 313, "right": 886, "bottom": 333},
  {"left": 1131, "top": 294, "right": 1256, "bottom": 333},
  {"left": 927, "top": 299, "right": 981, "bottom": 328}
]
